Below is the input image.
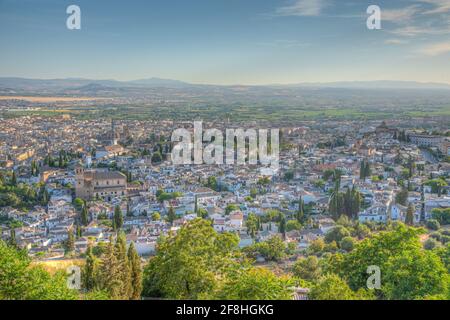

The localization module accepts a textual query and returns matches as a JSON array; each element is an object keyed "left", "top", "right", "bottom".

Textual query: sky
[{"left": 0, "top": 0, "right": 449, "bottom": 85}]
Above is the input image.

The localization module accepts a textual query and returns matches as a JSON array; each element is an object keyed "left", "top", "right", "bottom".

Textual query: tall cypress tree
[
  {"left": 360, "top": 161, "right": 365, "bottom": 180},
  {"left": 76, "top": 224, "right": 82, "bottom": 238},
  {"left": 100, "top": 237, "right": 122, "bottom": 299},
  {"left": 8, "top": 229, "right": 17, "bottom": 248},
  {"left": 279, "top": 214, "right": 286, "bottom": 239},
  {"left": 127, "top": 242, "right": 142, "bottom": 300},
  {"left": 58, "top": 151, "right": 63, "bottom": 168},
  {"left": 405, "top": 204, "right": 415, "bottom": 226},
  {"left": 81, "top": 205, "right": 89, "bottom": 226},
  {"left": 11, "top": 171, "right": 17, "bottom": 186},
  {"left": 329, "top": 178, "right": 343, "bottom": 220},
  {"left": 194, "top": 195, "right": 198, "bottom": 214},
  {"left": 115, "top": 233, "right": 132, "bottom": 299},
  {"left": 167, "top": 206, "right": 176, "bottom": 224},
  {"left": 39, "top": 186, "right": 49, "bottom": 206},
  {"left": 364, "top": 160, "right": 371, "bottom": 178},
  {"left": 84, "top": 246, "right": 98, "bottom": 291},
  {"left": 65, "top": 228, "right": 75, "bottom": 253},
  {"left": 297, "top": 196, "right": 304, "bottom": 223},
  {"left": 113, "top": 205, "right": 123, "bottom": 231}
]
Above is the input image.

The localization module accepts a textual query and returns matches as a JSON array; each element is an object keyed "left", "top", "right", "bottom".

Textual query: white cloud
[
  {"left": 276, "top": 0, "right": 328, "bottom": 17},
  {"left": 419, "top": 0, "right": 450, "bottom": 14},
  {"left": 256, "top": 40, "right": 311, "bottom": 48},
  {"left": 419, "top": 41, "right": 450, "bottom": 56},
  {"left": 389, "top": 25, "right": 450, "bottom": 37},
  {"left": 382, "top": 5, "right": 421, "bottom": 23},
  {"left": 385, "top": 39, "right": 409, "bottom": 45}
]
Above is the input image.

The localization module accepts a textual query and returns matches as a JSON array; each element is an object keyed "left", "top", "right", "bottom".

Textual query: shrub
[
  {"left": 340, "top": 236, "right": 355, "bottom": 252},
  {"left": 423, "top": 238, "right": 438, "bottom": 250},
  {"left": 426, "top": 219, "right": 440, "bottom": 231}
]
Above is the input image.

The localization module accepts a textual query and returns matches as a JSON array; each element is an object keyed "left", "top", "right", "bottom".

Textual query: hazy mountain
[
  {"left": 0, "top": 77, "right": 449, "bottom": 91},
  {"left": 127, "top": 78, "right": 192, "bottom": 88},
  {"left": 281, "top": 80, "right": 450, "bottom": 90}
]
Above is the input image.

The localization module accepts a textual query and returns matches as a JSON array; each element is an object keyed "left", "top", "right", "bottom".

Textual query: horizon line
[{"left": 1, "top": 75, "right": 450, "bottom": 87}]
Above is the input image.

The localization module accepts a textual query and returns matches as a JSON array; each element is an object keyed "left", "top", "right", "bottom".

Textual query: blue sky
[{"left": 0, "top": 0, "right": 449, "bottom": 84}]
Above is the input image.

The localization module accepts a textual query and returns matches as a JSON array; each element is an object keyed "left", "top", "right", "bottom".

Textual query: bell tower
[{"left": 75, "top": 164, "right": 85, "bottom": 199}]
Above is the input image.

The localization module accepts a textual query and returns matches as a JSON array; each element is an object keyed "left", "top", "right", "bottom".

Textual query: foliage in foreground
[
  {"left": 0, "top": 240, "right": 77, "bottom": 300},
  {"left": 142, "top": 218, "right": 294, "bottom": 300}
]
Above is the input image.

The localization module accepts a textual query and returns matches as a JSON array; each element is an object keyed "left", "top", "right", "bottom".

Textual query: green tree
[
  {"left": 382, "top": 250, "right": 448, "bottom": 300},
  {"left": 340, "top": 236, "right": 355, "bottom": 252},
  {"left": 284, "top": 171, "right": 294, "bottom": 181},
  {"left": 360, "top": 161, "right": 366, "bottom": 180},
  {"left": 65, "top": 228, "right": 75, "bottom": 253},
  {"left": 197, "top": 208, "right": 209, "bottom": 219},
  {"left": 11, "top": 171, "right": 17, "bottom": 186},
  {"left": 309, "top": 274, "right": 372, "bottom": 300},
  {"left": 395, "top": 188, "right": 408, "bottom": 206},
  {"left": 296, "top": 196, "right": 305, "bottom": 223},
  {"left": 113, "top": 205, "right": 123, "bottom": 231},
  {"left": 81, "top": 205, "right": 89, "bottom": 226},
  {"left": 206, "top": 176, "right": 218, "bottom": 191},
  {"left": 8, "top": 229, "right": 17, "bottom": 248},
  {"left": 99, "top": 237, "right": 123, "bottom": 299},
  {"left": 423, "top": 238, "right": 438, "bottom": 250},
  {"left": 74, "top": 198, "right": 84, "bottom": 211},
  {"left": 256, "top": 236, "right": 286, "bottom": 262},
  {"left": 308, "top": 238, "right": 326, "bottom": 254},
  {"left": 0, "top": 240, "right": 77, "bottom": 300},
  {"left": 329, "top": 178, "right": 343, "bottom": 220},
  {"left": 246, "top": 213, "right": 259, "bottom": 239},
  {"left": 325, "top": 225, "right": 350, "bottom": 244},
  {"left": 84, "top": 246, "right": 99, "bottom": 291},
  {"left": 286, "top": 219, "right": 302, "bottom": 232},
  {"left": 142, "top": 219, "right": 240, "bottom": 299},
  {"left": 279, "top": 213, "right": 287, "bottom": 238},
  {"left": 167, "top": 206, "right": 176, "bottom": 224},
  {"left": 210, "top": 267, "right": 293, "bottom": 300},
  {"left": 292, "top": 256, "right": 321, "bottom": 281},
  {"left": 151, "top": 151, "right": 162, "bottom": 164},
  {"left": 151, "top": 212, "right": 161, "bottom": 221},
  {"left": 324, "top": 224, "right": 448, "bottom": 299},
  {"left": 115, "top": 232, "right": 132, "bottom": 299},
  {"left": 425, "top": 179, "right": 447, "bottom": 197},
  {"left": 225, "top": 204, "right": 239, "bottom": 215},
  {"left": 250, "top": 188, "right": 258, "bottom": 199},
  {"left": 431, "top": 208, "right": 450, "bottom": 225},
  {"left": 426, "top": 219, "right": 440, "bottom": 231},
  {"left": 128, "top": 242, "right": 143, "bottom": 300},
  {"left": 405, "top": 204, "right": 415, "bottom": 226}
]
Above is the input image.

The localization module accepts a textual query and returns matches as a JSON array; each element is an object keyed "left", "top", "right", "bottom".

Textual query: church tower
[{"left": 75, "top": 164, "right": 85, "bottom": 199}]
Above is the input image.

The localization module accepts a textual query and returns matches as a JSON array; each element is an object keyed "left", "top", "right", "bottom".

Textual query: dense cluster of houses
[{"left": 1, "top": 116, "right": 449, "bottom": 260}]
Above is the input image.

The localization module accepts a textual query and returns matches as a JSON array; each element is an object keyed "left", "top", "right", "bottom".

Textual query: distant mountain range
[
  {"left": 0, "top": 77, "right": 449, "bottom": 91},
  {"left": 281, "top": 80, "right": 450, "bottom": 90}
]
